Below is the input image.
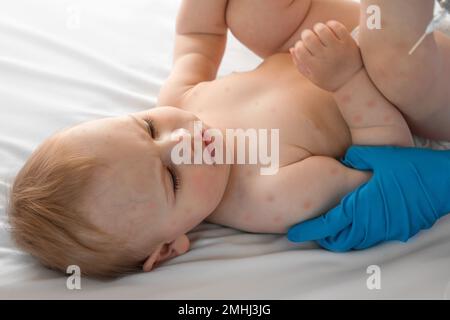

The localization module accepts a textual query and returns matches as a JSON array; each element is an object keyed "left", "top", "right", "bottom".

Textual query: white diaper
[{"left": 413, "top": 136, "right": 450, "bottom": 150}]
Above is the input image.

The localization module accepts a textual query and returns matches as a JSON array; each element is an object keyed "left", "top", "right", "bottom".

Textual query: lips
[{"left": 202, "top": 128, "right": 215, "bottom": 158}]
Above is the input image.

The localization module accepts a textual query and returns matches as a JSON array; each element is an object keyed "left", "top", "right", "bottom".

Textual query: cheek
[{"left": 193, "top": 171, "right": 207, "bottom": 191}]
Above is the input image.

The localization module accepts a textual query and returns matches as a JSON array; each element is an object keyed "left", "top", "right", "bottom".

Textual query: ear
[{"left": 142, "top": 234, "right": 190, "bottom": 272}]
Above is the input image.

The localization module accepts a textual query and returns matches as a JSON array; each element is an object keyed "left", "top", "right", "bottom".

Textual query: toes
[
  {"left": 292, "top": 42, "right": 313, "bottom": 75},
  {"left": 293, "top": 40, "right": 313, "bottom": 62},
  {"left": 300, "top": 29, "right": 324, "bottom": 56},
  {"left": 313, "top": 23, "right": 337, "bottom": 46},
  {"left": 326, "top": 20, "right": 351, "bottom": 42}
]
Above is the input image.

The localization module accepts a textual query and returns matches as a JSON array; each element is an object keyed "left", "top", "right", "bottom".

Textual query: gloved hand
[{"left": 287, "top": 146, "right": 450, "bottom": 251}]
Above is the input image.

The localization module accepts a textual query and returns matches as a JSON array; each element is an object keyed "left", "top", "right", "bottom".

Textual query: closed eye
[{"left": 144, "top": 119, "right": 157, "bottom": 138}]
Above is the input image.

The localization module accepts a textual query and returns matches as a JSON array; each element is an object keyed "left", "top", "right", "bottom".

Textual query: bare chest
[{"left": 181, "top": 55, "right": 351, "bottom": 231}]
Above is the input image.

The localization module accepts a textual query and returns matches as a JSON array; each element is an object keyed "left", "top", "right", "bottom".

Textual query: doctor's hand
[{"left": 287, "top": 146, "right": 450, "bottom": 251}]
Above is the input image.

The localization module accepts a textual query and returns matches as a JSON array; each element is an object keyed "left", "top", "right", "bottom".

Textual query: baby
[{"left": 7, "top": 0, "right": 420, "bottom": 278}]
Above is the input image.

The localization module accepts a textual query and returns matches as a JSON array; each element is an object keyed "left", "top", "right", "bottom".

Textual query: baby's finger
[{"left": 292, "top": 43, "right": 312, "bottom": 76}]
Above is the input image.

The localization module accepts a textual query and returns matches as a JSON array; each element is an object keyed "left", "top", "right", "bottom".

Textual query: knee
[{"left": 359, "top": 41, "right": 441, "bottom": 105}]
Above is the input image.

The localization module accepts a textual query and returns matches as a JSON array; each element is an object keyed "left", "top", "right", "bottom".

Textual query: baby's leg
[
  {"left": 358, "top": 0, "right": 450, "bottom": 141},
  {"left": 291, "top": 21, "right": 413, "bottom": 147}
]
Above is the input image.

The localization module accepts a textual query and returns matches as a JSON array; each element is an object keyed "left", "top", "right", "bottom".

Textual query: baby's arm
[
  {"left": 291, "top": 21, "right": 414, "bottom": 147},
  {"left": 255, "top": 156, "right": 371, "bottom": 232},
  {"left": 157, "top": 0, "right": 228, "bottom": 106}
]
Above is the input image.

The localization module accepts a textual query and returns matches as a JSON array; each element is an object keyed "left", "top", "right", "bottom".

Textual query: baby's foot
[{"left": 290, "top": 21, "right": 363, "bottom": 92}]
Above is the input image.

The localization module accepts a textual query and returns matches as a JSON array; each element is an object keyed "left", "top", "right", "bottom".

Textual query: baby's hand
[{"left": 290, "top": 21, "right": 363, "bottom": 92}]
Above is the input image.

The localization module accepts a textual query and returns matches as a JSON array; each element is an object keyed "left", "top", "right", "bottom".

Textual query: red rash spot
[
  {"left": 383, "top": 115, "right": 393, "bottom": 123},
  {"left": 341, "top": 94, "right": 352, "bottom": 104},
  {"left": 266, "top": 194, "right": 275, "bottom": 203},
  {"left": 353, "top": 115, "right": 363, "bottom": 124},
  {"left": 244, "top": 214, "right": 252, "bottom": 222},
  {"left": 273, "top": 215, "right": 282, "bottom": 223},
  {"left": 330, "top": 167, "right": 339, "bottom": 176},
  {"left": 303, "top": 200, "right": 313, "bottom": 211},
  {"left": 367, "top": 100, "right": 376, "bottom": 108},
  {"left": 379, "top": 68, "right": 389, "bottom": 80}
]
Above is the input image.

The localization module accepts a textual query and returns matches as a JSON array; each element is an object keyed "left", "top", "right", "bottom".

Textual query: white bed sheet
[{"left": 1, "top": 0, "right": 450, "bottom": 299}]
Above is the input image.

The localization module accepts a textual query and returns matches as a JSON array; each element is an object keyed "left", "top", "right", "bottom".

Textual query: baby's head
[{"left": 7, "top": 106, "right": 230, "bottom": 278}]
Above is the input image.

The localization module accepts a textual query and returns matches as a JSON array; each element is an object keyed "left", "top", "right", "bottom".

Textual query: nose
[{"left": 156, "top": 128, "right": 193, "bottom": 162}]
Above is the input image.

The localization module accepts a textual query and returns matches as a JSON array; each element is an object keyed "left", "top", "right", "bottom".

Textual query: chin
[{"left": 199, "top": 163, "right": 230, "bottom": 211}]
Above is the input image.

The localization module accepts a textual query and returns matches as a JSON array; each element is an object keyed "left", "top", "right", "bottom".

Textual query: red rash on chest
[
  {"left": 353, "top": 114, "right": 363, "bottom": 124},
  {"left": 341, "top": 94, "right": 352, "bottom": 104},
  {"left": 367, "top": 100, "right": 377, "bottom": 108}
]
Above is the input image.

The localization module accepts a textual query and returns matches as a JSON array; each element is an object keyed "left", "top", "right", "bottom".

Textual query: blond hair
[{"left": 7, "top": 133, "right": 146, "bottom": 278}]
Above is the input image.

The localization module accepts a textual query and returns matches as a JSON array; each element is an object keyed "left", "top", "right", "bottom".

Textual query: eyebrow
[{"left": 127, "top": 114, "right": 172, "bottom": 206}]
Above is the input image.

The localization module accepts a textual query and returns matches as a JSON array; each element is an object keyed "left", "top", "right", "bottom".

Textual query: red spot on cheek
[
  {"left": 194, "top": 173, "right": 206, "bottom": 190},
  {"left": 353, "top": 114, "right": 363, "bottom": 124},
  {"left": 367, "top": 100, "right": 376, "bottom": 108}
]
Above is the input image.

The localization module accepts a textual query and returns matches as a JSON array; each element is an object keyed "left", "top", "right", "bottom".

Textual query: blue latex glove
[{"left": 287, "top": 146, "right": 450, "bottom": 251}]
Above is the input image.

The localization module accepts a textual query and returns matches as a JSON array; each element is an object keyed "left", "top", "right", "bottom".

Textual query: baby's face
[{"left": 62, "top": 106, "right": 230, "bottom": 262}]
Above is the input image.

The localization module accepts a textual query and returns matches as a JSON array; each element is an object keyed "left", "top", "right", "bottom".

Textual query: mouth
[{"left": 202, "top": 128, "right": 215, "bottom": 158}]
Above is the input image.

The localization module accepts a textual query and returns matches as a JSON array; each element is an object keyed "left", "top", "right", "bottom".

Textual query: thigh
[{"left": 357, "top": 0, "right": 450, "bottom": 140}]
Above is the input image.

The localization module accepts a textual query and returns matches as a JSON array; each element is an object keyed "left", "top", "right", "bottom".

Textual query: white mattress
[{"left": 1, "top": 0, "right": 450, "bottom": 299}]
